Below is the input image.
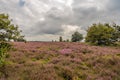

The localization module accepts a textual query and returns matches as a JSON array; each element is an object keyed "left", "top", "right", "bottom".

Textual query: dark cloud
[
  {"left": 30, "top": 0, "right": 120, "bottom": 36},
  {"left": 71, "top": 0, "right": 120, "bottom": 29},
  {"left": 108, "top": 0, "right": 120, "bottom": 11},
  {"left": 31, "top": 7, "right": 73, "bottom": 35},
  {"left": 34, "top": 20, "right": 63, "bottom": 35}
]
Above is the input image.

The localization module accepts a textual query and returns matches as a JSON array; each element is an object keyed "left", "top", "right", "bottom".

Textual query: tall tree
[
  {"left": 0, "top": 13, "right": 25, "bottom": 42},
  {"left": 0, "top": 13, "right": 25, "bottom": 67},
  {"left": 71, "top": 31, "right": 83, "bottom": 42}
]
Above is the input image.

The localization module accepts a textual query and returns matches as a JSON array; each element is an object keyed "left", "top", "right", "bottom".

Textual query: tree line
[
  {"left": 59, "top": 23, "right": 120, "bottom": 46},
  {"left": 59, "top": 31, "right": 83, "bottom": 42},
  {"left": 1, "top": 13, "right": 120, "bottom": 46}
]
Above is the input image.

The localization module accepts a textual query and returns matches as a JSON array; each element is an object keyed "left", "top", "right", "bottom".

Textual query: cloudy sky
[{"left": 0, "top": 0, "right": 120, "bottom": 41}]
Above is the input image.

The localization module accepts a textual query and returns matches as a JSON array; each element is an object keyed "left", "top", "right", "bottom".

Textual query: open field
[{"left": 0, "top": 42, "right": 120, "bottom": 80}]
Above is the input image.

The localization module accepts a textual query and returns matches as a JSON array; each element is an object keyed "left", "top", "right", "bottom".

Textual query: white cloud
[
  {"left": 62, "top": 25, "right": 79, "bottom": 34},
  {"left": 61, "top": 25, "right": 86, "bottom": 39},
  {"left": 73, "top": 0, "right": 109, "bottom": 11},
  {"left": 26, "top": 34, "right": 60, "bottom": 41},
  {"left": 0, "top": 0, "right": 120, "bottom": 41}
]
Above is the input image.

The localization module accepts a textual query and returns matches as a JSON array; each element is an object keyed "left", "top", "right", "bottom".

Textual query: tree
[
  {"left": 66, "top": 39, "right": 69, "bottom": 42},
  {"left": 71, "top": 31, "right": 83, "bottom": 42},
  {"left": 113, "top": 23, "right": 120, "bottom": 42},
  {"left": 59, "top": 36, "right": 63, "bottom": 42},
  {"left": 0, "top": 13, "right": 25, "bottom": 67},
  {"left": 85, "top": 23, "right": 116, "bottom": 45},
  {"left": 0, "top": 13, "right": 25, "bottom": 42}
]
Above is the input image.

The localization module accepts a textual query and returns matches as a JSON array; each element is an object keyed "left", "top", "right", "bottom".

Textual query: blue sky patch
[{"left": 19, "top": 0, "right": 25, "bottom": 7}]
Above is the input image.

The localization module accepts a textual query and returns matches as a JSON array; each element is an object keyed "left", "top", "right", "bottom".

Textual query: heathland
[{"left": 0, "top": 42, "right": 120, "bottom": 80}]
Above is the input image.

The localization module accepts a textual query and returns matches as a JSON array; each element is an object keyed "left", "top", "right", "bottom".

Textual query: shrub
[
  {"left": 85, "top": 23, "right": 116, "bottom": 46},
  {"left": 0, "top": 42, "right": 11, "bottom": 66},
  {"left": 71, "top": 31, "right": 83, "bottom": 42}
]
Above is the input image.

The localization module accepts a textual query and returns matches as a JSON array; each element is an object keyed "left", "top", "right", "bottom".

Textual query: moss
[
  {"left": 31, "top": 58, "right": 37, "bottom": 61},
  {"left": 40, "top": 59, "right": 50, "bottom": 64}
]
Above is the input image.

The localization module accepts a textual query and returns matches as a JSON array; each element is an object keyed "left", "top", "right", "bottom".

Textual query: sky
[{"left": 0, "top": 0, "right": 120, "bottom": 41}]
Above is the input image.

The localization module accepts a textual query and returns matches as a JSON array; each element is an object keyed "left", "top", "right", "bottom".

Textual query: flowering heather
[
  {"left": 59, "top": 49, "right": 72, "bottom": 54},
  {"left": 0, "top": 42, "right": 120, "bottom": 80}
]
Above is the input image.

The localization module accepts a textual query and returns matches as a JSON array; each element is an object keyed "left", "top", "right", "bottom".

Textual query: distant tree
[
  {"left": 71, "top": 31, "right": 83, "bottom": 42},
  {"left": 52, "top": 40, "right": 54, "bottom": 42},
  {"left": 85, "top": 23, "right": 116, "bottom": 45},
  {"left": 59, "top": 36, "right": 63, "bottom": 42},
  {"left": 66, "top": 39, "right": 69, "bottom": 42},
  {"left": 63, "top": 40, "right": 66, "bottom": 42}
]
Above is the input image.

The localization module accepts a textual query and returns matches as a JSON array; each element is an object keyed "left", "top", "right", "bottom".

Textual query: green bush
[
  {"left": 85, "top": 23, "right": 116, "bottom": 46},
  {"left": 0, "top": 42, "right": 11, "bottom": 66},
  {"left": 71, "top": 31, "right": 83, "bottom": 42}
]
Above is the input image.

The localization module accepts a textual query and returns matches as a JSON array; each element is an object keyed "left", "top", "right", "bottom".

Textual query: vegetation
[
  {"left": 0, "top": 13, "right": 120, "bottom": 80},
  {"left": 113, "top": 23, "right": 120, "bottom": 42},
  {"left": 71, "top": 31, "right": 83, "bottom": 42},
  {"left": 0, "top": 42, "right": 119, "bottom": 80},
  {"left": 66, "top": 39, "right": 69, "bottom": 42},
  {"left": 59, "top": 36, "right": 63, "bottom": 42},
  {"left": 0, "top": 14, "right": 25, "bottom": 42},
  {"left": 85, "top": 23, "right": 120, "bottom": 46},
  {"left": 0, "top": 13, "right": 25, "bottom": 67},
  {"left": 0, "top": 42, "right": 11, "bottom": 66}
]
